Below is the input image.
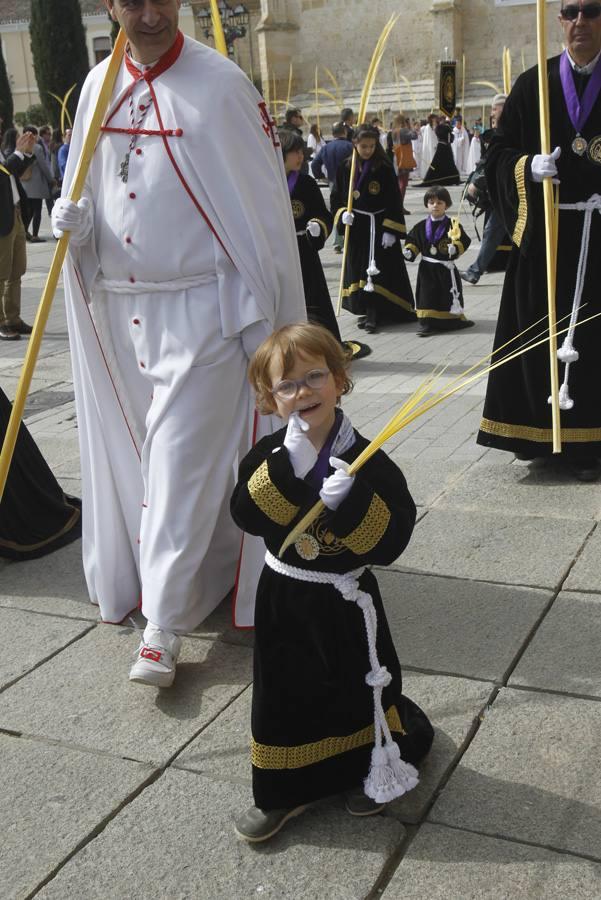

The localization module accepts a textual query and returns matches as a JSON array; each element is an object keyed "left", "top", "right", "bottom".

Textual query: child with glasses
[{"left": 230, "top": 322, "right": 433, "bottom": 842}]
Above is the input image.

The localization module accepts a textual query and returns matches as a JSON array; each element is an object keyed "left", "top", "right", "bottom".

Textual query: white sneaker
[{"left": 129, "top": 624, "right": 182, "bottom": 688}]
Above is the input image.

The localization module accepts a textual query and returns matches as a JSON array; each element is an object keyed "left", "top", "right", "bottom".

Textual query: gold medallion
[
  {"left": 586, "top": 135, "right": 601, "bottom": 165},
  {"left": 572, "top": 134, "right": 588, "bottom": 156},
  {"left": 294, "top": 533, "right": 320, "bottom": 561},
  {"left": 291, "top": 199, "right": 305, "bottom": 219},
  {"left": 353, "top": 189, "right": 360, "bottom": 200},
  {"left": 368, "top": 180, "right": 381, "bottom": 195}
]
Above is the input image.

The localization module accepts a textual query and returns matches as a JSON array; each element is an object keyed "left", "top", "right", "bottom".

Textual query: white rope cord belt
[
  {"left": 422, "top": 255, "right": 462, "bottom": 315},
  {"left": 96, "top": 271, "right": 218, "bottom": 295},
  {"left": 353, "top": 207, "right": 385, "bottom": 293},
  {"left": 552, "top": 193, "right": 601, "bottom": 410},
  {"left": 264, "top": 549, "right": 419, "bottom": 803}
]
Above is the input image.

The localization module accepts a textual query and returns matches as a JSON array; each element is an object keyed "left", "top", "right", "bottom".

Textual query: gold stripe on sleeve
[
  {"left": 341, "top": 492, "right": 391, "bottom": 555},
  {"left": 512, "top": 155, "right": 528, "bottom": 247},
  {"left": 248, "top": 460, "right": 300, "bottom": 526},
  {"left": 383, "top": 218, "right": 407, "bottom": 234}
]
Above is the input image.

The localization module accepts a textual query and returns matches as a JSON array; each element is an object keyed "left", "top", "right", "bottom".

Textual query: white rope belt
[
  {"left": 96, "top": 271, "right": 218, "bottom": 295},
  {"left": 264, "top": 549, "right": 418, "bottom": 803},
  {"left": 422, "top": 255, "right": 462, "bottom": 314},
  {"left": 551, "top": 193, "right": 601, "bottom": 410},
  {"left": 354, "top": 207, "right": 385, "bottom": 293}
]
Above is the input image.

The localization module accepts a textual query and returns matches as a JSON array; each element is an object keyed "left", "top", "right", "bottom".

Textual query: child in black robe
[
  {"left": 421, "top": 124, "right": 461, "bottom": 186},
  {"left": 231, "top": 323, "right": 434, "bottom": 842},
  {"left": 331, "top": 124, "right": 415, "bottom": 334},
  {"left": 404, "top": 186, "right": 474, "bottom": 335}
]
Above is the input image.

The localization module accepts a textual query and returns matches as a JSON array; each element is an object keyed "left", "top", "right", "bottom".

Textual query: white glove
[
  {"left": 342, "top": 211, "right": 355, "bottom": 226},
  {"left": 447, "top": 243, "right": 458, "bottom": 258},
  {"left": 531, "top": 146, "right": 561, "bottom": 183},
  {"left": 283, "top": 411, "right": 318, "bottom": 479},
  {"left": 319, "top": 457, "right": 355, "bottom": 511},
  {"left": 306, "top": 220, "right": 321, "bottom": 238},
  {"left": 403, "top": 247, "right": 413, "bottom": 260},
  {"left": 52, "top": 197, "right": 93, "bottom": 244},
  {"left": 381, "top": 232, "right": 396, "bottom": 249}
]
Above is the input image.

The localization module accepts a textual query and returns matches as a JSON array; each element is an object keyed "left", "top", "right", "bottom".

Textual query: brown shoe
[{"left": 0, "top": 325, "right": 20, "bottom": 340}]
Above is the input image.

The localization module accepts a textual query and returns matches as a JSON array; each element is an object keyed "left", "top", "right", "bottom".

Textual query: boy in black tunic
[
  {"left": 404, "top": 186, "right": 474, "bottom": 335},
  {"left": 231, "top": 323, "right": 434, "bottom": 842}
]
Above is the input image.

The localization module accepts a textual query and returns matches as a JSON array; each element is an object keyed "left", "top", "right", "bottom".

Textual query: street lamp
[{"left": 196, "top": 1, "right": 250, "bottom": 57}]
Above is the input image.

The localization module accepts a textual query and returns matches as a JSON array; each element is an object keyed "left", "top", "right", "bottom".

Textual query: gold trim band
[
  {"left": 480, "top": 417, "right": 601, "bottom": 443},
  {"left": 416, "top": 308, "right": 466, "bottom": 320},
  {"left": 512, "top": 155, "right": 528, "bottom": 248},
  {"left": 342, "top": 492, "right": 391, "bottom": 555},
  {"left": 248, "top": 460, "right": 299, "bottom": 526},
  {"left": 251, "top": 705, "right": 404, "bottom": 770},
  {"left": 342, "top": 280, "right": 415, "bottom": 314},
  {"left": 382, "top": 218, "right": 407, "bottom": 234}
]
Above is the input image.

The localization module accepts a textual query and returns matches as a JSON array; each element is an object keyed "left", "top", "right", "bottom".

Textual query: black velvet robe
[
  {"left": 331, "top": 158, "right": 415, "bottom": 324},
  {"left": 478, "top": 56, "right": 601, "bottom": 457},
  {"left": 405, "top": 217, "right": 472, "bottom": 330},
  {"left": 290, "top": 172, "right": 341, "bottom": 341},
  {"left": 231, "top": 426, "right": 434, "bottom": 811},
  {"left": 421, "top": 142, "right": 461, "bottom": 186},
  {"left": 0, "top": 387, "right": 81, "bottom": 560}
]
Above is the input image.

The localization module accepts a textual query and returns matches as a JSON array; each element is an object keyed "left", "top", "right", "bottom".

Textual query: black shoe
[
  {"left": 14, "top": 320, "right": 33, "bottom": 335},
  {"left": 357, "top": 315, "right": 367, "bottom": 330},
  {"left": 29, "top": 235, "right": 46, "bottom": 243},
  {"left": 460, "top": 270, "right": 479, "bottom": 285},
  {"left": 568, "top": 458, "right": 601, "bottom": 482},
  {"left": 234, "top": 804, "right": 308, "bottom": 842},
  {"left": 0, "top": 325, "right": 20, "bottom": 340},
  {"left": 25, "top": 232, "right": 32, "bottom": 242},
  {"left": 364, "top": 310, "right": 377, "bottom": 334},
  {"left": 455, "top": 319, "right": 476, "bottom": 330},
  {"left": 402, "top": 208, "right": 412, "bottom": 215},
  {"left": 334, "top": 246, "right": 343, "bottom": 254},
  {"left": 417, "top": 328, "right": 435, "bottom": 337}
]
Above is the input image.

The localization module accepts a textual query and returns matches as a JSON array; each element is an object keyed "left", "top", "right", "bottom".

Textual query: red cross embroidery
[
  {"left": 140, "top": 647, "right": 162, "bottom": 662},
  {"left": 258, "top": 101, "right": 280, "bottom": 148}
]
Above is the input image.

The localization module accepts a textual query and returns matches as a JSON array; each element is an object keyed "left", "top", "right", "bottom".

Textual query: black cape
[
  {"left": 331, "top": 157, "right": 415, "bottom": 324},
  {"left": 0, "top": 387, "right": 81, "bottom": 560},
  {"left": 421, "top": 142, "right": 461, "bottom": 186},
  {"left": 290, "top": 172, "right": 341, "bottom": 341},
  {"left": 231, "top": 426, "right": 434, "bottom": 810},
  {"left": 478, "top": 56, "right": 601, "bottom": 456},
  {"left": 405, "top": 217, "right": 472, "bottom": 330}
]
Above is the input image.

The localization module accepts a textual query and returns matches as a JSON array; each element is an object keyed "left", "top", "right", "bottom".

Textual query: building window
[{"left": 93, "top": 36, "right": 112, "bottom": 65}]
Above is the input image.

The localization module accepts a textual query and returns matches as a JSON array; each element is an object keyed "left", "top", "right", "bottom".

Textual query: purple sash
[
  {"left": 354, "top": 158, "right": 372, "bottom": 193},
  {"left": 287, "top": 170, "right": 300, "bottom": 194},
  {"left": 559, "top": 50, "right": 601, "bottom": 134},
  {"left": 305, "top": 410, "right": 342, "bottom": 492},
  {"left": 426, "top": 215, "right": 449, "bottom": 245}
]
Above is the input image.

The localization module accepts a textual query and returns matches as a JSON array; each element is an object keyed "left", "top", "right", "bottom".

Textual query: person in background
[
  {"left": 338, "top": 107, "right": 355, "bottom": 141},
  {"left": 312, "top": 122, "right": 353, "bottom": 253},
  {"left": 21, "top": 125, "right": 55, "bottom": 243},
  {"left": 388, "top": 114, "right": 417, "bottom": 214},
  {"left": 58, "top": 129, "right": 72, "bottom": 180},
  {"left": 307, "top": 123, "right": 326, "bottom": 161},
  {"left": 0, "top": 129, "right": 35, "bottom": 340}
]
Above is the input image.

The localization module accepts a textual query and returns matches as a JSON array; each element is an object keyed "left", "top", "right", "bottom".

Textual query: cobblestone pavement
[{"left": 2, "top": 190, "right": 601, "bottom": 899}]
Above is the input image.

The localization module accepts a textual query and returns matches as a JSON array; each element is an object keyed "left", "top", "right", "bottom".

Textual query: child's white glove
[
  {"left": 284, "top": 411, "right": 318, "bottom": 479},
  {"left": 320, "top": 457, "right": 354, "bottom": 510},
  {"left": 342, "top": 211, "right": 355, "bottom": 226},
  {"left": 381, "top": 232, "right": 396, "bottom": 249},
  {"left": 306, "top": 220, "right": 321, "bottom": 238},
  {"left": 531, "top": 147, "right": 561, "bottom": 183},
  {"left": 447, "top": 243, "right": 458, "bottom": 258},
  {"left": 403, "top": 247, "right": 413, "bottom": 260},
  {"left": 52, "top": 197, "right": 93, "bottom": 244}
]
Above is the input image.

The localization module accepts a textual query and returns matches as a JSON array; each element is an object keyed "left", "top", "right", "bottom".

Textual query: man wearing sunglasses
[{"left": 477, "top": 0, "right": 601, "bottom": 481}]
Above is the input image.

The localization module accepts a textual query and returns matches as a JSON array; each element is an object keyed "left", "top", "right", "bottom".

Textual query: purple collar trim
[{"left": 560, "top": 49, "right": 601, "bottom": 133}]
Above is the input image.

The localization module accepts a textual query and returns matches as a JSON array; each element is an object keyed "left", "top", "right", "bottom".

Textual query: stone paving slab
[
  {"left": 510, "top": 591, "right": 601, "bottom": 698},
  {"left": 0, "top": 732, "right": 154, "bottom": 900},
  {"left": 429, "top": 688, "right": 601, "bottom": 860},
  {"left": 436, "top": 458, "right": 601, "bottom": 520},
  {"left": 384, "top": 823, "right": 601, "bottom": 899},
  {"left": 378, "top": 570, "right": 550, "bottom": 681},
  {"left": 0, "top": 627, "right": 253, "bottom": 765},
  {"left": 396, "top": 509, "right": 592, "bottom": 589},
  {"left": 0, "top": 541, "right": 96, "bottom": 621},
  {"left": 385, "top": 457, "right": 473, "bottom": 508},
  {"left": 0, "top": 608, "right": 92, "bottom": 692},
  {"left": 564, "top": 522, "right": 601, "bottom": 592},
  {"left": 38, "top": 769, "right": 404, "bottom": 900}
]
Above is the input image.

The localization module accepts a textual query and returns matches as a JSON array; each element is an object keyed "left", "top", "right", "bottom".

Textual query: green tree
[
  {"left": 30, "top": 0, "right": 90, "bottom": 128},
  {"left": 0, "top": 42, "right": 14, "bottom": 132}
]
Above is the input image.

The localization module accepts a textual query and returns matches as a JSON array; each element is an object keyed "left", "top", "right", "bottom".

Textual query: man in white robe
[
  {"left": 419, "top": 115, "right": 438, "bottom": 179},
  {"left": 452, "top": 116, "right": 470, "bottom": 175},
  {"left": 53, "top": 0, "right": 305, "bottom": 687}
]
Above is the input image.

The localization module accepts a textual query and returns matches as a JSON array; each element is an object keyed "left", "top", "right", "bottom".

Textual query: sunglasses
[{"left": 560, "top": 3, "right": 601, "bottom": 20}]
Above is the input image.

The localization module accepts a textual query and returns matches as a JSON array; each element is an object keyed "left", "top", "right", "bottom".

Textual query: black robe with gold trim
[
  {"left": 0, "top": 387, "right": 82, "bottom": 560},
  {"left": 331, "top": 158, "right": 415, "bottom": 323},
  {"left": 290, "top": 172, "right": 341, "bottom": 341},
  {"left": 230, "top": 426, "right": 434, "bottom": 811},
  {"left": 478, "top": 57, "right": 601, "bottom": 457},
  {"left": 421, "top": 142, "right": 461, "bottom": 186},
  {"left": 405, "top": 217, "right": 472, "bottom": 330}
]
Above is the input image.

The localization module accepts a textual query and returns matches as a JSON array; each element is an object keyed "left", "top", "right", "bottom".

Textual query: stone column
[{"left": 256, "top": 0, "right": 299, "bottom": 108}]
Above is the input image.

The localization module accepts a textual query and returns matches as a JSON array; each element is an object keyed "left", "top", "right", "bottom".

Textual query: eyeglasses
[
  {"left": 270, "top": 369, "right": 330, "bottom": 400},
  {"left": 560, "top": 3, "right": 601, "bottom": 20}
]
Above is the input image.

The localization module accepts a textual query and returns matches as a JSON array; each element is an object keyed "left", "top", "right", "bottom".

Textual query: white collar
[
  {"left": 429, "top": 214, "right": 447, "bottom": 222},
  {"left": 566, "top": 48, "right": 601, "bottom": 75},
  {"left": 127, "top": 51, "right": 159, "bottom": 72}
]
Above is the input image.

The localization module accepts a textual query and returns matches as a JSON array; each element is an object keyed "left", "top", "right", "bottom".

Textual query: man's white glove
[
  {"left": 319, "top": 457, "right": 354, "bottom": 510},
  {"left": 381, "top": 232, "right": 396, "bottom": 249},
  {"left": 284, "top": 411, "right": 318, "bottom": 479},
  {"left": 403, "top": 247, "right": 413, "bottom": 260},
  {"left": 447, "top": 243, "right": 458, "bottom": 258},
  {"left": 306, "top": 220, "right": 321, "bottom": 238},
  {"left": 342, "top": 211, "right": 355, "bottom": 227},
  {"left": 531, "top": 147, "right": 561, "bottom": 183},
  {"left": 52, "top": 197, "right": 93, "bottom": 244}
]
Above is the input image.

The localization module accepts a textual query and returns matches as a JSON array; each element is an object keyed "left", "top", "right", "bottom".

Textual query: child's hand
[
  {"left": 381, "top": 232, "right": 396, "bottom": 249},
  {"left": 320, "top": 457, "right": 354, "bottom": 510},
  {"left": 448, "top": 244, "right": 458, "bottom": 258},
  {"left": 403, "top": 247, "right": 413, "bottom": 260},
  {"left": 284, "top": 412, "right": 318, "bottom": 479},
  {"left": 306, "top": 220, "right": 321, "bottom": 238}
]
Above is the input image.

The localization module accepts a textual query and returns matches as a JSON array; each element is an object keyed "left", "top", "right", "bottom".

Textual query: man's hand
[
  {"left": 531, "top": 147, "right": 561, "bottom": 183},
  {"left": 381, "top": 232, "right": 396, "bottom": 249},
  {"left": 52, "top": 197, "right": 93, "bottom": 245},
  {"left": 16, "top": 133, "right": 36, "bottom": 155},
  {"left": 341, "top": 211, "right": 354, "bottom": 227},
  {"left": 283, "top": 412, "right": 318, "bottom": 479},
  {"left": 306, "top": 220, "right": 321, "bottom": 238}
]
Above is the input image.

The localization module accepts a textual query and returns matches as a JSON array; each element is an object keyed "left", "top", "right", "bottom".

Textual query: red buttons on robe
[
  {"left": 139, "top": 361, "right": 146, "bottom": 369},
  {"left": 135, "top": 148, "right": 143, "bottom": 156},
  {"left": 129, "top": 277, "right": 136, "bottom": 284},
  {"left": 139, "top": 104, "right": 146, "bottom": 111},
  {"left": 175, "top": 129, "right": 183, "bottom": 137},
  {"left": 129, "top": 192, "right": 136, "bottom": 199},
  {"left": 132, "top": 318, "right": 140, "bottom": 325},
  {"left": 125, "top": 236, "right": 132, "bottom": 244}
]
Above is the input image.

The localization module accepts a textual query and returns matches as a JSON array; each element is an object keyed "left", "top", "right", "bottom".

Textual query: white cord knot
[
  {"left": 557, "top": 343, "right": 579, "bottom": 364},
  {"left": 364, "top": 276, "right": 375, "bottom": 293},
  {"left": 366, "top": 666, "right": 392, "bottom": 688},
  {"left": 366, "top": 263, "right": 380, "bottom": 277}
]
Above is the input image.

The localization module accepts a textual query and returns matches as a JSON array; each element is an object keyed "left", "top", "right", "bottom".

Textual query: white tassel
[
  {"left": 364, "top": 744, "right": 418, "bottom": 803},
  {"left": 548, "top": 386, "right": 575, "bottom": 411},
  {"left": 386, "top": 742, "right": 419, "bottom": 792},
  {"left": 364, "top": 277, "right": 375, "bottom": 293},
  {"left": 366, "top": 263, "right": 380, "bottom": 277},
  {"left": 557, "top": 343, "right": 579, "bottom": 364}
]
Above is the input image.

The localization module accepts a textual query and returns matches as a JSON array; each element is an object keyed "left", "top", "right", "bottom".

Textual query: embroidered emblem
[
  {"left": 258, "top": 101, "right": 280, "bottom": 148},
  {"left": 368, "top": 180, "right": 381, "bottom": 195},
  {"left": 439, "top": 238, "right": 450, "bottom": 253},
  {"left": 140, "top": 647, "right": 162, "bottom": 662},
  {"left": 295, "top": 533, "right": 320, "bottom": 560},
  {"left": 586, "top": 135, "right": 601, "bottom": 165},
  {"left": 291, "top": 199, "right": 305, "bottom": 219}
]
